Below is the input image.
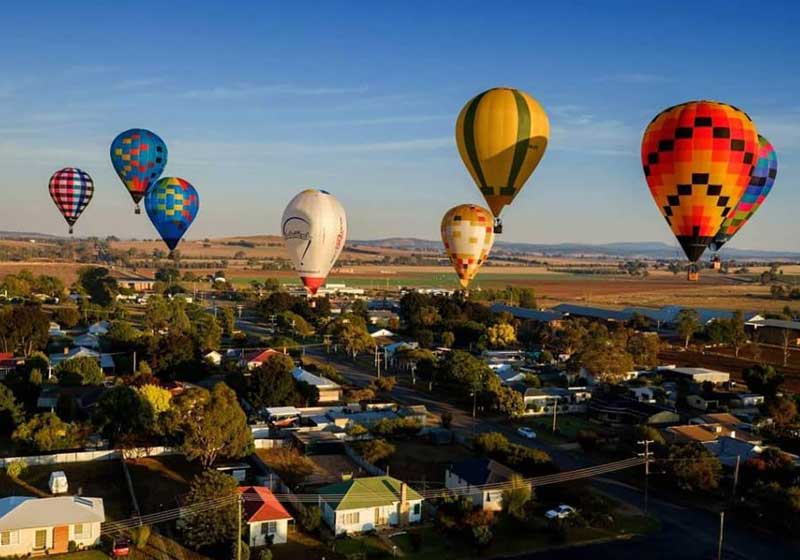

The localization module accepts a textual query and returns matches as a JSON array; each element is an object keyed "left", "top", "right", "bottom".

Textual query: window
[
  {"left": 1, "top": 531, "right": 19, "bottom": 546},
  {"left": 34, "top": 529, "right": 47, "bottom": 550},
  {"left": 260, "top": 522, "right": 277, "bottom": 535},
  {"left": 340, "top": 511, "right": 360, "bottom": 525},
  {"left": 413, "top": 503, "right": 421, "bottom": 515},
  {"left": 74, "top": 523, "right": 85, "bottom": 537}
]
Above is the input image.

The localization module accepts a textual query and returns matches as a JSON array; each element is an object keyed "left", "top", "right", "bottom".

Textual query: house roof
[
  {"left": 49, "top": 347, "right": 115, "bottom": 370},
  {"left": 746, "top": 318, "right": 800, "bottom": 331},
  {"left": 489, "top": 303, "right": 563, "bottom": 323},
  {"left": 551, "top": 304, "right": 630, "bottom": 322},
  {"left": 668, "top": 423, "right": 757, "bottom": 443},
  {"left": 0, "top": 496, "right": 104, "bottom": 531},
  {"left": 238, "top": 486, "right": 292, "bottom": 523},
  {"left": 109, "top": 269, "right": 155, "bottom": 282},
  {"left": 292, "top": 367, "right": 340, "bottom": 390},
  {"left": 318, "top": 476, "right": 422, "bottom": 511},
  {"left": 447, "top": 458, "right": 517, "bottom": 487},
  {"left": 245, "top": 348, "right": 280, "bottom": 364},
  {"left": 696, "top": 413, "right": 743, "bottom": 426}
]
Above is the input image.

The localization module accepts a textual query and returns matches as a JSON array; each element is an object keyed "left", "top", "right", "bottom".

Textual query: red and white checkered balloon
[{"left": 49, "top": 167, "right": 94, "bottom": 234}]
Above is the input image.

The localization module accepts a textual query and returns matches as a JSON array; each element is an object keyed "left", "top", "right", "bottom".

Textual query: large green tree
[
  {"left": 666, "top": 443, "right": 721, "bottom": 492},
  {"left": 56, "top": 356, "right": 104, "bottom": 386},
  {"left": 0, "top": 305, "right": 49, "bottom": 356},
  {"left": 676, "top": 309, "right": 700, "bottom": 349},
  {"left": 77, "top": 267, "right": 119, "bottom": 307},
  {"left": 177, "top": 470, "right": 239, "bottom": 549},
  {"left": 0, "top": 383, "right": 25, "bottom": 436},
  {"left": 93, "top": 385, "right": 154, "bottom": 443},
  {"left": 13, "top": 412, "right": 80, "bottom": 451},
  {"left": 245, "top": 353, "right": 300, "bottom": 408}
]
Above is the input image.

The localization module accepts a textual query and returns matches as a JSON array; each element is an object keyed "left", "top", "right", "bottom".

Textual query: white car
[
  {"left": 517, "top": 426, "right": 537, "bottom": 439},
  {"left": 545, "top": 505, "right": 576, "bottom": 520}
]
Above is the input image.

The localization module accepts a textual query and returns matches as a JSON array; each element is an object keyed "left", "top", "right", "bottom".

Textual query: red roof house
[
  {"left": 242, "top": 348, "right": 281, "bottom": 370},
  {"left": 238, "top": 486, "right": 293, "bottom": 545}
]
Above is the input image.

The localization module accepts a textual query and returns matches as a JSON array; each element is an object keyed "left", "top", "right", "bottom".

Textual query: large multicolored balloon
[
  {"left": 282, "top": 189, "right": 347, "bottom": 295},
  {"left": 144, "top": 177, "right": 199, "bottom": 252},
  {"left": 48, "top": 167, "right": 94, "bottom": 234},
  {"left": 441, "top": 204, "right": 495, "bottom": 289},
  {"left": 110, "top": 129, "right": 168, "bottom": 214},
  {"left": 456, "top": 87, "right": 549, "bottom": 232},
  {"left": 641, "top": 101, "right": 759, "bottom": 275},
  {"left": 710, "top": 135, "right": 777, "bottom": 252}
]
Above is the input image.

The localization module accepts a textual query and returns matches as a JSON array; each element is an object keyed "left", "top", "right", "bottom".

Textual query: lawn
[
  {"left": 126, "top": 455, "right": 204, "bottom": 514},
  {"left": 0, "top": 460, "right": 133, "bottom": 521},
  {"left": 54, "top": 551, "right": 109, "bottom": 559},
  {"left": 515, "top": 414, "right": 604, "bottom": 443},
  {"left": 384, "top": 440, "right": 475, "bottom": 487}
]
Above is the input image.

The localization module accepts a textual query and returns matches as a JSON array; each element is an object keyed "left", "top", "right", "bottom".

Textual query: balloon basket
[
  {"left": 69, "top": 226, "right": 73, "bottom": 235},
  {"left": 712, "top": 256, "right": 721, "bottom": 270},
  {"left": 493, "top": 218, "right": 503, "bottom": 234},
  {"left": 135, "top": 205, "right": 141, "bottom": 215},
  {"left": 687, "top": 264, "right": 699, "bottom": 282}
]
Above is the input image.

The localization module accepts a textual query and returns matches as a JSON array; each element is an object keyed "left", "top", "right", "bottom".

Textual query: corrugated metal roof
[{"left": 0, "top": 496, "right": 104, "bottom": 530}]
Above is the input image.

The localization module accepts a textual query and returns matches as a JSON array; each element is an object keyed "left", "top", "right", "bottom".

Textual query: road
[{"left": 307, "top": 348, "right": 800, "bottom": 560}]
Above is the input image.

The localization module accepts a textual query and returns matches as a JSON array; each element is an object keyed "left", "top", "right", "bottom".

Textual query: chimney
[
  {"left": 64, "top": 347, "right": 69, "bottom": 355},
  {"left": 714, "top": 425, "right": 722, "bottom": 433},
  {"left": 730, "top": 430, "right": 736, "bottom": 439},
  {"left": 397, "top": 482, "right": 409, "bottom": 527}
]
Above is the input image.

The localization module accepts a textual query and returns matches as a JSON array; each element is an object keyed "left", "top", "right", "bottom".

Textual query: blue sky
[{"left": 1, "top": 1, "right": 799, "bottom": 250}]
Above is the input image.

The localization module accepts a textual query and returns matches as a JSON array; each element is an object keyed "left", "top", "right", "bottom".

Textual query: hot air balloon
[
  {"left": 709, "top": 135, "right": 777, "bottom": 253},
  {"left": 456, "top": 87, "right": 549, "bottom": 233},
  {"left": 441, "top": 204, "right": 495, "bottom": 290},
  {"left": 144, "top": 177, "right": 199, "bottom": 254},
  {"left": 110, "top": 128, "right": 168, "bottom": 214},
  {"left": 48, "top": 167, "right": 94, "bottom": 234},
  {"left": 641, "top": 101, "right": 759, "bottom": 281},
  {"left": 282, "top": 189, "right": 347, "bottom": 295}
]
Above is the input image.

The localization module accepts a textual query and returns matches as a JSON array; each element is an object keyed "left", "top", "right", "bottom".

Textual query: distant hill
[{"left": 352, "top": 238, "right": 800, "bottom": 260}]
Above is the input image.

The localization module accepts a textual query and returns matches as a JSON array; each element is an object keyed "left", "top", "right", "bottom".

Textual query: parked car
[
  {"left": 545, "top": 504, "right": 576, "bottom": 520},
  {"left": 111, "top": 538, "right": 131, "bottom": 557},
  {"left": 517, "top": 426, "right": 537, "bottom": 439}
]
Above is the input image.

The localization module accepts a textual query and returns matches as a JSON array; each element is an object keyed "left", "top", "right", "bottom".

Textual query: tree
[
  {"left": 0, "top": 305, "right": 50, "bottom": 356},
  {"left": 298, "top": 505, "right": 322, "bottom": 533},
  {"left": 335, "top": 321, "right": 375, "bottom": 359},
  {"left": 175, "top": 383, "right": 253, "bottom": 467},
  {"left": 494, "top": 386, "right": 525, "bottom": 417},
  {"left": 767, "top": 396, "right": 798, "bottom": 427},
  {"left": 177, "top": 470, "right": 239, "bottom": 549},
  {"left": 221, "top": 307, "right": 236, "bottom": 337},
  {"left": 137, "top": 384, "right": 172, "bottom": 415},
  {"left": 502, "top": 475, "right": 532, "bottom": 521},
  {"left": 0, "top": 383, "right": 24, "bottom": 436},
  {"left": 246, "top": 354, "right": 300, "bottom": 408},
  {"left": 441, "top": 331, "right": 455, "bottom": 348},
  {"left": 666, "top": 443, "right": 721, "bottom": 492},
  {"left": 626, "top": 333, "right": 660, "bottom": 368},
  {"left": 573, "top": 343, "right": 634, "bottom": 384},
  {"left": 150, "top": 331, "right": 198, "bottom": 381},
  {"left": 278, "top": 311, "right": 314, "bottom": 339},
  {"left": 13, "top": 412, "right": 80, "bottom": 451},
  {"left": 193, "top": 313, "right": 222, "bottom": 352},
  {"left": 676, "top": 309, "right": 700, "bottom": 349},
  {"left": 474, "top": 432, "right": 511, "bottom": 456},
  {"left": 56, "top": 356, "right": 104, "bottom": 386},
  {"left": 487, "top": 323, "right": 517, "bottom": 349},
  {"left": 357, "top": 438, "right": 395, "bottom": 464},
  {"left": 743, "top": 365, "right": 783, "bottom": 400},
  {"left": 77, "top": 267, "right": 119, "bottom": 307},
  {"left": 726, "top": 310, "right": 748, "bottom": 358},
  {"left": 53, "top": 307, "right": 80, "bottom": 329},
  {"left": 94, "top": 386, "right": 153, "bottom": 443}
]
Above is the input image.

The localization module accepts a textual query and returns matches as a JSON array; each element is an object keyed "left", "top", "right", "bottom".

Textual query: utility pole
[
  {"left": 717, "top": 511, "right": 725, "bottom": 560},
  {"left": 731, "top": 455, "right": 741, "bottom": 503},
  {"left": 637, "top": 439, "right": 654, "bottom": 514},
  {"left": 237, "top": 494, "right": 243, "bottom": 560},
  {"left": 132, "top": 350, "right": 137, "bottom": 375},
  {"left": 551, "top": 397, "right": 558, "bottom": 433},
  {"left": 471, "top": 390, "right": 477, "bottom": 437}
]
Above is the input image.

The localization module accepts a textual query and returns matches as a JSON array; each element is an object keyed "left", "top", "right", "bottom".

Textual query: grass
[
  {"left": 516, "top": 415, "right": 598, "bottom": 443},
  {"left": 335, "top": 534, "right": 392, "bottom": 557},
  {"left": 385, "top": 440, "right": 475, "bottom": 486},
  {"left": 54, "top": 551, "right": 109, "bottom": 559},
  {"left": 0, "top": 460, "right": 132, "bottom": 521},
  {"left": 126, "top": 455, "right": 204, "bottom": 514}
]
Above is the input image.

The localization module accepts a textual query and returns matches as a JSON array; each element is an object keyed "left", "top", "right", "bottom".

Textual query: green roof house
[{"left": 318, "top": 476, "right": 423, "bottom": 535}]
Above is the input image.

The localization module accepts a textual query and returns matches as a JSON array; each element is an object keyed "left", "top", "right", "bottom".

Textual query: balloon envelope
[
  {"left": 48, "top": 167, "right": 94, "bottom": 234},
  {"left": 281, "top": 189, "right": 347, "bottom": 295},
  {"left": 441, "top": 204, "right": 495, "bottom": 289},
  {"left": 710, "top": 135, "right": 777, "bottom": 252},
  {"left": 641, "top": 100, "right": 759, "bottom": 262},
  {"left": 144, "top": 177, "right": 199, "bottom": 251},
  {"left": 456, "top": 87, "right": 549, "bottom": 219},
  {"left": 110, "top": 128, "right": 168, "bottom": 211}
]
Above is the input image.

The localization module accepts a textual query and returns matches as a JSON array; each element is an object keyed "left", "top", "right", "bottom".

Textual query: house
[
  {"left": 0, "top": 496, "right": 104, "bottom": 556},
  {"left": 109, "top": 269, "right": 155, "bottom": 292},
  {"left": 383, "top": 341, "right": 419, "bottom": 366},
  {"left": 265, "top": 406, "right": 302, "bottom": 427},
  {"left": 551, "top": 303, "right": 630, "bottom": 323},
  {"left": 445, "top": 458, "right": 522, "bottom": 512},
  {"left": 319, "top": 476, "right": 423, "bottom": 535},
  {"left": 517, "top": 387, "right": 591, "bottom": 416},
  {"left": 745, "top": 316, "right": 800, "bottom": 346},
  {"left": 666, "top": 423, "right": 760, "bottom": 445},
  {"left": 72, "top": 333, "right": 100, "bottom": 350},
  {"left": 49, "top": 347, "right": 115, "bottom": 373},
  {"left": 0, "top": 353, "right": 19, "bottom": 379},
  {"left": 588, "top": 396, "right": 679, "bottom": 426},
  {"left": 36, "top": 385, "right": 105, "bottom": 412},
  {"left": 48, "top": 322, "right": 65, "bottom": 338},
  {"left": 242, "top": 348, "right": 281, "bottom": 370},
  {"left": 87, "top": 321, "right": 110, "bottom": 336},
  {"left": 493, "top": 364, "right": 526, "bottom": 385},
  {"left": 292, "top": 367, "right": 342, "bottom": 403},
  {"left": 659, "top": 366, "right": 730, "bottom": 385},
  {"left": 685, "top": 391, "right": 763, "bottom": 412},
  {"left": 369, "top": 328, "right": 396, "bottom": 338},
  {"left": 204, "top": 350, "right": 222, "bottom": 365},
  {"left": 238, "top": 486, "right": 293, "bottom": 546},
  {"left": 628, "top": 386, "right": 658, "bottom": 404}
]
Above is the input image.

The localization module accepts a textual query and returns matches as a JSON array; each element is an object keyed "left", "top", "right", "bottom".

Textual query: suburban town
[{"left": 0, "top": 253, "right": 799, "bottom": 559}]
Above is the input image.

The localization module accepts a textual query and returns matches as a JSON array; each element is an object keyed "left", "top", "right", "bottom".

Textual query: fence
[
  {"left": 253, "top": 438, "right": 287, "bottom": 450},
  {"left": 249, "top": 451, "right": 305, "bottom": 516},
  {"left": 0, "top": 446, "right": 180, "bottom": 468}
]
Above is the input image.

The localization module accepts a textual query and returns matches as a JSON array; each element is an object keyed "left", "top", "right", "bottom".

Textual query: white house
[
  {"left": 292, "top": 367, "right": 342, "bottom": 402},
  {"left": 49, "top": 347, "right": 115, "bottom": 373},
  {"left": 72, "top": 333, "right": 101, "bottom": 350},
  {"left": 48, "top": 322, "right": 65, "bottom": 338},
  {"left": 0, "top": 496, "right": 104, "bottom": 556},
  {"left": 445, "top": 458, "right": 522, "bottom": 512},
  {"left": 369, "top": 328, "right": 395, "bottom": 338},
  {"left": 238, "top": 486, "right": 292, "bottom": 546},
  {"left": 203, "top": 351, "right": 222, "bottom": 365},
  {"left": 319, "top": 476, "right": 423, "bottom": 535}
]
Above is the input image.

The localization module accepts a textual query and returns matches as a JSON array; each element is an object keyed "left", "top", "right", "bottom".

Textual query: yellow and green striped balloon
[{"left": 455, "top": 87, "right": 549, "bottom": 223}]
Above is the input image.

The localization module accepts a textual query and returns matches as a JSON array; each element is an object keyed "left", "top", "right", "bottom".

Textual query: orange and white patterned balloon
[{"left": 441, "top": 204, "right": 495, "bottom": 289}]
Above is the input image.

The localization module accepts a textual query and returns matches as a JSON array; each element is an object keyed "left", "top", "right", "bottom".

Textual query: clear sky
[{"left": 1, "top": 1, "right": 798, "bottom": 251}]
